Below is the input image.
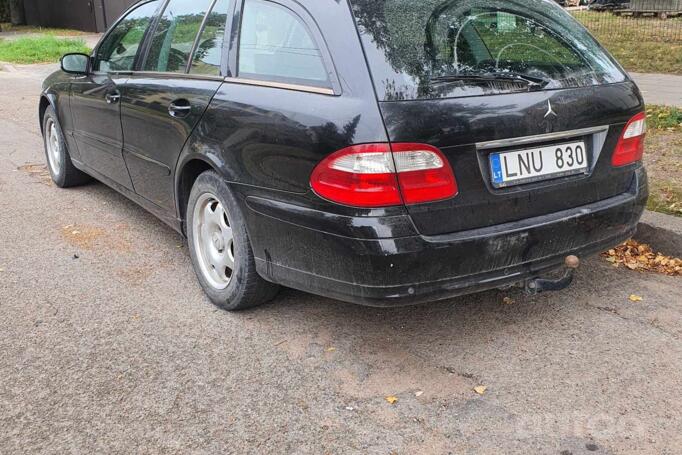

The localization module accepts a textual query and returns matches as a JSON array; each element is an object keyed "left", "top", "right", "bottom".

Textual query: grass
[
  {"left": 646, "top": 105, "right": 682, "bottom": 131},
  {"left": 0, "top": 35, "right": 90, "bottom": 64},
  {"left": 0, "top": 23, "right": 86, "bottom": 36},
  {"left": 573, "top": 11, "right": 682, "bottom": 74},
  {"left": 647, "top": 183, "right": 682, "bottom": 216},
  {"left": 643, "top": 105, "right": 682, "bottom": 217}
]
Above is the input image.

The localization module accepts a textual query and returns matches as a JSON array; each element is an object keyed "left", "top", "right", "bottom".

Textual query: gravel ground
[{"left": 1, "top": 65, "right": 681, "bottom": 455}]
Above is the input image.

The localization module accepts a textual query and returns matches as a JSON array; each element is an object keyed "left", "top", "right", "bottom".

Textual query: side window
[
  {"left": 238, "top": 0, "right": 329, "bottom": 87},
  {"left": 144, "top": 0, "right": 214, "bottom": 73},
  {"left": 95, "top": 0, "right": 161, "bottom": 72},
  {"left": 190, "top": 0, "right": 230, "bottom": 76}
]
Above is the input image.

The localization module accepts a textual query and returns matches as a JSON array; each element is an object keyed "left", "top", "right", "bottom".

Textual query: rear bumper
[{"left": 244, "top": 168, "right": 648, "bottom": 306}]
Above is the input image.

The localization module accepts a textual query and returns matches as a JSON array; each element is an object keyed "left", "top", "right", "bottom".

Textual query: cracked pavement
[{"left": 1, "top": 64, "right": 681, "bottom": 454}]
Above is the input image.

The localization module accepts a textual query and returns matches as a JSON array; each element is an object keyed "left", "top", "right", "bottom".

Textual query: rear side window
[
  {"left": 350, "top": 0, "right": 627, "bottom": 100},
  {"left": 95, "top": 0, "right": 161, "bottom": 72},
  {"left": 238, "top": 0, "right": 329, "bottom": 87},
  {"left": 190, "top": 0, "right": 230, "bottom": 76},
  {"left": 144, "top": 0, "right": 214, "bottom": 73}
]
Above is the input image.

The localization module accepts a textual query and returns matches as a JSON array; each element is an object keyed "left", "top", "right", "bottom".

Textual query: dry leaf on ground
[
  {"left": 385, "top": 395, "right": 398, "bottom": 404},
  {"left": 629, "top": 294, "right": 644, "bottom": 302},
  {"left": 602, "top": 240, "right": 682, "bottom": 276},
  {"left": 502, "top": 296, "right": 515, "bottom": 305},
  {"left": 473, "top": 385, "right": 487, "bottom": 395}
]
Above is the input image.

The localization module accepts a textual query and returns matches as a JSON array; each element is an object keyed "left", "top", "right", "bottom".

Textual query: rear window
[
  {"left": 350, "top": 0, "right": 627, "bottom": 100},
  {"left": 238, "top": 0, "right": 329, "bottom": 87}
]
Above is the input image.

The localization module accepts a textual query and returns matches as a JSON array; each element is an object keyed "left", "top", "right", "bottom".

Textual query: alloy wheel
[
  {"left": 192, "top": 193, "right": 235, "bottom": 290},
  {"left": 45, "top": 118, "right": 62, "bottom": 176}
]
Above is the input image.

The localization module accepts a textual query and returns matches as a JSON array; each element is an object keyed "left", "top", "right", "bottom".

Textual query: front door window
[
  {"left": 94, "top": 0, "right": 162, "bottom": 72},
  {"left": 143, "top": 0, "right": 215, "bottom": 73}
]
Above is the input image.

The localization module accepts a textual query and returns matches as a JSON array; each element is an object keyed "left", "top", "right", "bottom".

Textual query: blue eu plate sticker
[{"left": 490, "top": 153, "right": 503, "bottom": 185}]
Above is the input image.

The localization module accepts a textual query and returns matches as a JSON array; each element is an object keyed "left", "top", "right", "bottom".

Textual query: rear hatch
[{"left": 350, "top": 0, "right": 643, "bottom": 235}]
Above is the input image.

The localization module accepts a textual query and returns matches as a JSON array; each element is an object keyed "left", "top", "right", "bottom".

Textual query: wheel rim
[
  {"left": 192, "top": 193, "right": 235, "bottom": 290},
  {"left": 45, "top": 118, "right": 62, "bottom": 176}
]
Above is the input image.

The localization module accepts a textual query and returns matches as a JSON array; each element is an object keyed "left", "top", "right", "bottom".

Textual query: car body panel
[
  {"left": 378, "top": 82, "right": 644, "bottom": 235},
  {"left": 41, "top": 72, "right": 80, "bottom": 160},
  {"left": 244, "top": 168, "right": 647, "bottom": 305},
  {"left": 120, "top": 74, "right": 223, "bottom": 210},
  {"left": 69, "top": 72, "right": 134, "bottom": 190},
  {"left": 189, "top": 82, "right": 387, "bottom": 194}
]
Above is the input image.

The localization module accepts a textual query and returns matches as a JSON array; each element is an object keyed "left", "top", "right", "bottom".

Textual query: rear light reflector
[
  {"left": 612, "top": 112, "right": 647, "bottom": 167},
  {"left": 310, "top": 143, "right": 457, "bottom": 208},
  {"left": 392, "top": 143, "right": 458, "bottom": 205}
]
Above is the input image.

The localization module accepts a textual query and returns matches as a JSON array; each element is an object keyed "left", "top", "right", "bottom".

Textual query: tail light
[
  {"left": 612, "top": 112, "right": 647, "bottom": 167},
  {"left": 310, "top": 143, "right": 457, "bottom": 208}
]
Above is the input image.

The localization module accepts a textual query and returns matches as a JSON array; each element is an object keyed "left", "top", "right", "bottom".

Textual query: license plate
[{"left": 489, "top": 141, "right": 588, "bottom": 188}]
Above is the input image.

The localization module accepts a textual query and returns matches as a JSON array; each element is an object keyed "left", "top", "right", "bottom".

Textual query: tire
[
  {"left": 186, "top": 170, "right": 280, "bottom": 310},
  {"left": 42, "top": 105, "right": 91, "bottom": 188}
]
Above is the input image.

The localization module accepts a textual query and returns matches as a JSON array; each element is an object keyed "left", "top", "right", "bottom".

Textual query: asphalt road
[{"left": 1, "top": 64, "right": 681, "bottom": 455}]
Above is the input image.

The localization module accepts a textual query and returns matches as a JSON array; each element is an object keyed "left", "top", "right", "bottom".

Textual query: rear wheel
[
  {"left": 42, "top": 106, "right": 91, "bottom": 188},
  {"left": 187, "top": 170, "right": 279, "bottom": 310}
]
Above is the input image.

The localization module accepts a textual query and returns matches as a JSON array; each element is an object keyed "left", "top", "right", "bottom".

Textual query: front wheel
[
  {"left": 42, "top": 106, "right": 91, "bottom": 188},
  {"left": 186, "top": 170, "right": 279, "bottom": 310}
]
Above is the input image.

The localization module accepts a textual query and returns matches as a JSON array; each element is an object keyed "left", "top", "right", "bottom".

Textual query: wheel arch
[
  {"left": 38, "top": 94, "right": 56, "bottom": 133},
  {"left": 175, "top": 155, "right": 223, "bottom": 235}
]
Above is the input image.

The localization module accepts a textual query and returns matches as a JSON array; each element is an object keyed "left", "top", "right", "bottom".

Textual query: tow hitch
[{"left": 524, "top": 255, "right": 580, "bottom": 295}]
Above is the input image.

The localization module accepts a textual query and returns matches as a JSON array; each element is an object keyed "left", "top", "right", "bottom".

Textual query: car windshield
[{"left": 350, "top": 0, "right": 626, "bottom": 100}]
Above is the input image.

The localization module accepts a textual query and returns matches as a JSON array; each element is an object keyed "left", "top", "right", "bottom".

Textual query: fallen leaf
[
  {"left": 473, "top": 385, "right": 487, "bottom": 395},
  {"left": 385, "top": 395, "right": 398, "bottom": 404},
  {"left": 601, "top": 240, "right": 681, "bottom": 276},
  {"left": 629, "top": 294, "right": 643, "bottom": 302},
  {"left": 415, "top": 390, "right": 424, "bottom": 397},
  {"left": 325, "top": 347, "right": 336, "bottom": 352},
  {"left": 502, "top": 296, "right": 515, "bottom": 305}
]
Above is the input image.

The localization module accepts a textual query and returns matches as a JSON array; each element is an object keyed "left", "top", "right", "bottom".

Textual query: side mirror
[{"left": 61, "top": 53, "right": 90, "bottom": 75}]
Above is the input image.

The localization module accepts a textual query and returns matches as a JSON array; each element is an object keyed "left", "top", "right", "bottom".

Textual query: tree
[{"left": 9, "top": 0, "right": 25, "bottom": 25}]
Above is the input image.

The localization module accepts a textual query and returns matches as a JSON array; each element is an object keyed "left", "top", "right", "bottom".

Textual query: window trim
[
  {"left": 139, "top": 0, "right": 227, "bottom": 74},
  {"left": 139, "top": 0, "right": 221, "bottom": 74},
  {"left": 231, "top": 0, "right": 341, "bottom": 95},
  {"left": 223, "top": 76, "right": 334, "bottom": 95},
  {"left": 91, "top": 0, "right": 165, "bottom": 75},
  {"left": 186, "top": 0, "right": 220, "bottom": 73}
]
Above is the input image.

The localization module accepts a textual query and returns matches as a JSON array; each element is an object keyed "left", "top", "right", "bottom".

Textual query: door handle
[
  {"left": 105, "top": 91, "right": 121, "bottom": 104},
  {"left": 169, "top": 99, "right": 192, "bottom": 118}
]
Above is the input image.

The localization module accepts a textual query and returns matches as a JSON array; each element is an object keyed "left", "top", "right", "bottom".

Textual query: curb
[
  {"left": 0, "top": 61, "right": 18, "bottom": 72},
  {"left": 634, "top": 210, "right": 682, "bottom": 258}
]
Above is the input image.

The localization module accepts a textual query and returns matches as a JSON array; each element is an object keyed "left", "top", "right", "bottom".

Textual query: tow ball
[{"left": 524, "top": 255, "right": 580, "bottom": 295}]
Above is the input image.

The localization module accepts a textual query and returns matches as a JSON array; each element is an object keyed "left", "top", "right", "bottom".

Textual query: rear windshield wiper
[{"left": 430, "top": 72, "right": 551, "bottom": 90}]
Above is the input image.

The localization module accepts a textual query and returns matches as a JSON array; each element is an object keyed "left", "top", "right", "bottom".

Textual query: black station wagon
[{"left": 40, "top": 0, "right": 648, "bottom": 310}]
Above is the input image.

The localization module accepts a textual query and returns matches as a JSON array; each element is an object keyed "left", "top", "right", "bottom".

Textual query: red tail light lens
[
  {"left": 612, "top": 112, "right": 647, "bottom": 167},
  {"left": 309, "top": 144, "right": 401, "bottom": 207},
  {"left": 392, "top": 143, "right": 458, "bottom": 204},
  {"left": 310, "top": 143, "right": 457, "bottom": 208}
]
